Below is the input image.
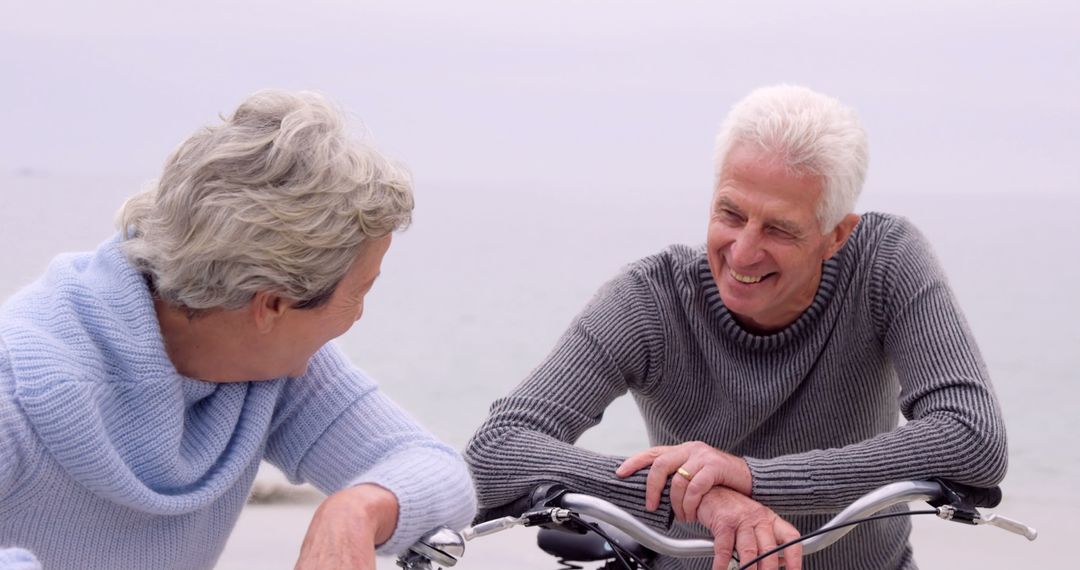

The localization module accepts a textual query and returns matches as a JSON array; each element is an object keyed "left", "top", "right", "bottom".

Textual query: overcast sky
[{"left": 2, "top": 0, "right": 1077, "bottom": 197}]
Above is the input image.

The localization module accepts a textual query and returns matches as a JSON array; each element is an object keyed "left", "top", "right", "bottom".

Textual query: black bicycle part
[
  {"left": 537, "top": 516, "right": 656, "bottom": 565},
  {"left": 565, "top": 512, "right": 655, "bottom": 569},
  {"left": 474, "top": 483, "right": 572, "bottom": 524},
  {"left": 927, "top": 478, "right": 1000, "bottom": 525}
]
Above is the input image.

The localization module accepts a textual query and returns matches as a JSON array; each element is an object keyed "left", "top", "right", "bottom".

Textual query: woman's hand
[
  {"left": 295, "top": 483, "right": 399, "bottom": 570},
  {"left": 615, "top": 441, "right": 753, "bottom": 522},
  {"left": 698, "top": 487, "right": 802, "bottom": 570}
]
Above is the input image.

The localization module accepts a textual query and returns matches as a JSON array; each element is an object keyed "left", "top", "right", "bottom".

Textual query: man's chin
[{"left": 718, "top": 286, "right": 760, "bottom": 314}]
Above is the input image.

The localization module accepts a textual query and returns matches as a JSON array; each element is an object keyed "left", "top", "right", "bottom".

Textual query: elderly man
[
  {"left": 0, "top": 90, "right": 475, "bottom": 569},
  {"left": 466, "top": 85, "right": 1006, "bottom": 570}
]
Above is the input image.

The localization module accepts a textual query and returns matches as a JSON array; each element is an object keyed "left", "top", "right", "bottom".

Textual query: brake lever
[
  {"left": 975, "top": 513, "right": 1038, "bottom": 541},
  {"left": 928, "top": 479, "right": 1037, "bottom": 541},
  {"left": 462, "top": 516, "right": 521, "bottom": 541},
  {"left": 461, "top": 507, "right": 577, "bottom": 541}
]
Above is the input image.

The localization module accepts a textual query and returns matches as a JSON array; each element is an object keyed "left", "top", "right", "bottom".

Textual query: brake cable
[{"left": 737, "top": 509, "right": 939, "bottom": 569}]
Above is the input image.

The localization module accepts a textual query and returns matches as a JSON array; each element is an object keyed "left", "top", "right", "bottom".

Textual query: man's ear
[
  {"left": 251, "top": 290, "right": 289, "bottom": 334},
  {"left": 823, "top": 213, "right": 861, "bottom": 259}
]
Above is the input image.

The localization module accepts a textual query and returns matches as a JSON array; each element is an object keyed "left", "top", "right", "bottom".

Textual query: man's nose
[{"left": 729, "top": 227, "right": 765, "bottom": 266}]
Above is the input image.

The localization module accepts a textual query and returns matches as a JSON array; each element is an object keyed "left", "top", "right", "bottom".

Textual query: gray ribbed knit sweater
[{"left": 465, "top": 212, "right": 1007, "bottom": 569}]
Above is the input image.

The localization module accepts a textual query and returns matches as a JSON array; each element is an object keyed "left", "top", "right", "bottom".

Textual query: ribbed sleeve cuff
[
  {"left": 627, "top": 480, "right": 674, "bottom": 529},
  {"left": 745, "top": 454, "right": 821, "bottom": 511},
  {"left": 567, "top": 453, "right": 674, "bottom": 530},
  {"left": 349, "top": 447, "right": 477, "bottom": 555},
  {"left": 468, "top": 428, "right": 672, "bottom": 530}
]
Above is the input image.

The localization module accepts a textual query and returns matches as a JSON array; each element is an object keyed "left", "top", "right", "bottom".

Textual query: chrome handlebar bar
[
  {"left": 398, "top": 479, "right": 1037, "bottom": 568},
  {"left": 552, "top": 480, "right": 954, "bottom": 557}
]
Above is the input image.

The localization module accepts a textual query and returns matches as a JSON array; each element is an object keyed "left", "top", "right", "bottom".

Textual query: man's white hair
[
  {"left": 117, "top": 89, "right": 414, "bottom": 313},
  {"left": 713, "top": 85, "right": 869, "bottom": 232}
]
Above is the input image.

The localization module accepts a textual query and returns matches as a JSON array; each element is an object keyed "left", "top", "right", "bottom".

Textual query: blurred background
[{"left": 2, "top": 1, "right": 1077, "bottom": 567}]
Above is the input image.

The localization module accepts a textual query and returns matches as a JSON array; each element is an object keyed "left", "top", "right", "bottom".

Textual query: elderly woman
[{"left": 0, "top": 91, "right": 475, "bottom": 569}]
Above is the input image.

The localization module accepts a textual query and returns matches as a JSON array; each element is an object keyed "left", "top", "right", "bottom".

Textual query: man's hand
[
  {"left": 698, "top": 487, "right": 802, "bottom": 570},
  {"left": 615, "top": 441, "right": 753, "bottom": 522},
  {"left": 295, "top": 483, "right": 399, "bottom": 570}
]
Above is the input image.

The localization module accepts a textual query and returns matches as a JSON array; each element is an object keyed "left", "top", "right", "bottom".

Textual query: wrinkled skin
[
  {"left": 618, "top": 442, "right": 802, "bottom": 570},
  {"left": 294, "top": 483, "right": 399, "bottom": 570}
]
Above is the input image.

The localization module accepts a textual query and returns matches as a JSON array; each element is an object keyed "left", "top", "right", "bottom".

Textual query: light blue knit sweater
[{"left": 0, "top": 237, "right": 476, "bottom": 569}]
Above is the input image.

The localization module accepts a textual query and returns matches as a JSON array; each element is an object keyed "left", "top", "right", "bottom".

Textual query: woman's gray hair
[
  {"left": 118, "top": 89, "right": 414, "bottom": 313},
  {"left": 713, "top": 85, "right": 869, "bottom": 232}
]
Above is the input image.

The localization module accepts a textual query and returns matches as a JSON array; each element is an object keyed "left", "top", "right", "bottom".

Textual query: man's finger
[
  {"left": 775, "top": 519, "right": 803, "bottom": 570},
  {"left": 753, "top": 524, "right": 780, "bottom": 570},
  {"left": 615, "top": 446, "right": 668, "bottom": 477},
  {"left": 711, "top": 524, "right": 736, "bottom": 570},
  {"left": 670, "top": 456, "right": 705, "bottom": 521},
  {"left": 681, "top": 464, "right": 717, "bottom": 523},
  {"left": 735, "top": 525, "right": 758, "bottom": 570},
  {"left": 643, "top": 458, "right": 672, "bottom": 511},
  {"left": 643, "top": 449, "right": 688, "bottom": 511},
  {"left": 669, "top": 465, "right": 690, "bottom": 521}
]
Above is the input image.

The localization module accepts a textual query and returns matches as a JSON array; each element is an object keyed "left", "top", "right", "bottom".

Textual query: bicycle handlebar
[
  {"left": 555, "top": 480, "right": 939, "bottom": 557},
  {"left": 399, "top": 479, "right": 1037, "bottom": 568}
]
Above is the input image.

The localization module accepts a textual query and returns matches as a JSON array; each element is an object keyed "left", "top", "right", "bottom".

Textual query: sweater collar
[{"left": 0, "top": 236, "right": 280, "bottom": 514}]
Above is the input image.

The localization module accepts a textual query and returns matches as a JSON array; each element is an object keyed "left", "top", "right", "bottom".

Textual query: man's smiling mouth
[{"left": 730, "top": 269, "right": 772, "bottom": 284}]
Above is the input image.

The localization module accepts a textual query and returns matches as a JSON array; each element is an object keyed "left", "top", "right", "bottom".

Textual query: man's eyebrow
[
  {"left": 715, "top": 196, "right": 805, "bottom": 234},
  {"left": 767, "top": 218, "right": 805, "bottom": 235},
  {"left": 714, "top": 196, "right": 742, "bottom": 213}
]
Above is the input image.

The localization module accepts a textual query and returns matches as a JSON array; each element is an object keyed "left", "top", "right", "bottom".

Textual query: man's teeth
[{"left": 731, "top": 271, "right": 764, "bottom": 284}]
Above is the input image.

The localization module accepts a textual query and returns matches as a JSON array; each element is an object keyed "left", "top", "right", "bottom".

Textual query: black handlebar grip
[
  {"left": 931, "top": 478, "right": 1002, "bottom": 508},
  {"left": 473, "top": 483, "right": 570, "bottom": 523},
  {"left": 955, "top": 483, "right": 1002, "bottom": 508}
]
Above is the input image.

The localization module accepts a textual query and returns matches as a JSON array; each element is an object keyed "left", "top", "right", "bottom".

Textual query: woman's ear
[{"left": 251, "top": 290, "right": 289, "bottom": 334}]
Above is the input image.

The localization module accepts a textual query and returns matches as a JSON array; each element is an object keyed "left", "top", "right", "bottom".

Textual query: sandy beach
[{"left": 218, "top": 468, "right": 1069, "bottom": 569}]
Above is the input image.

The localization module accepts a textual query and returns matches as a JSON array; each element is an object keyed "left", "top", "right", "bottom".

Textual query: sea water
[{"left": 2, "top": 173, "right": 1076, "bottom": 568}]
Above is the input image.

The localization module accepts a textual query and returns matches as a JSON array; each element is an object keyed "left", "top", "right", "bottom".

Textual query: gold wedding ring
[{"left": 676, "top": 466, "right": 693, "bottom": 480}]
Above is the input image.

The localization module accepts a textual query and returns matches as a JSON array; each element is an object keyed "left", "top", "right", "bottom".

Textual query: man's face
[{"left": 706, "top": 144, "right": 854, "bottom": 333}]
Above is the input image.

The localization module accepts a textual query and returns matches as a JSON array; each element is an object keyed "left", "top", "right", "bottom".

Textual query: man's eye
[
  {"left": 720, "top": 209, "right": 743, "bottom": 222},
  {"left": 768, "top": 226, "right": 796, "bottom": 239}
]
